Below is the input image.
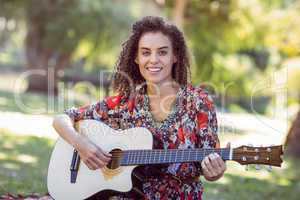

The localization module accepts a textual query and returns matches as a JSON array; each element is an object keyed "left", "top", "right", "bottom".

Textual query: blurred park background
[{"left": 0, "top": 0, "right": 300, "bottom": 199}]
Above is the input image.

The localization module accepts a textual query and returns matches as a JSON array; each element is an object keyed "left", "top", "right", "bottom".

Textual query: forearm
[{"left": 52, "top": 114, "right": 82, "bottom": 149}]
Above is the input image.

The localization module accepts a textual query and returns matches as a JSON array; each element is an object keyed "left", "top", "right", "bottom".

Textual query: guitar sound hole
[{"left": 107, "top": 149, "right": 123, "bottom": 170}]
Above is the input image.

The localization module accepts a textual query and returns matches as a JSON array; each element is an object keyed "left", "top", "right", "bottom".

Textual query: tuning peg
[
  {"left": 267, "top": 165, "right": 272, "bottom": 172},
  {"left": 255, "top": 164, "right": 262, "bottom": 170}
]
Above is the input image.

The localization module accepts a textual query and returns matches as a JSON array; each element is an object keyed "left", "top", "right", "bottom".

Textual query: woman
[{"left": 53, "top": 16, "right": 227, "bottom": 200}]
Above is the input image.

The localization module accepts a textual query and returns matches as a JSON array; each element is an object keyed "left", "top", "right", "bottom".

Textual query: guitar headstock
[{"left": 232, "top": 145, "right": 283, "bottom": 167}]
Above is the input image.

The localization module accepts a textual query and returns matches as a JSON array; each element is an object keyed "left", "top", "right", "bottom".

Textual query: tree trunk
[
  {"left": 285, "top": 109, "right": 300, "bottom": 157},
  {"left": 24, "top": 0, "right": 71, "bottom": 96},
  {"left": 172, "top": 0, "right": 187, "bottom": 29}
]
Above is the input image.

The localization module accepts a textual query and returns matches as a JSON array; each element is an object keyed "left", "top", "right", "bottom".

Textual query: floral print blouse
[{"left": 64, "top": 84, "right": 219, "bottom": 200}]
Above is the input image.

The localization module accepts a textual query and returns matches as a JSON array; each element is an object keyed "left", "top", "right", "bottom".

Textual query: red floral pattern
[{"left": 65, "top": 84, "right": 219, "bottom": 200}]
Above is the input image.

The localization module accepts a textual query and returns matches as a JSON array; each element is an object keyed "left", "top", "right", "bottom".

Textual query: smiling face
[{"left": 135, "top": 32, "right": 177, "bottom": 86}]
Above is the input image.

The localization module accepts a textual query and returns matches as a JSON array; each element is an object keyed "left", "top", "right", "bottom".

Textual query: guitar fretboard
[{"left": 120, "top": 148, "right": 231, "bottom": 166}]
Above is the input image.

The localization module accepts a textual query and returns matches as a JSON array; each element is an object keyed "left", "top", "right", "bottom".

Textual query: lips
[{"left": 146, "top": 66, "right": 162, "bottom": 72}]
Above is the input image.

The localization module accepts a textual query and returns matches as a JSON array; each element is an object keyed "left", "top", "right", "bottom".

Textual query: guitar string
[
  {"left": 109, "top": 149, "right": 232, "bottom": 163},
  {"left": 104, "top": 149, "right": 266, "bottom": 164},
  {"left": 119, "top": 156, "right": 266, "bottom": 165},
  {"left": 108, "top": 150, "right": 266, "bottom": 160},
  {"left": 117, "top": 155, "right": 257, "bottom": 165},
  {"left": 108, "top": 149, "right": 231, "bottom": 157},
  {"left": 109, "top": 152, "right": 231, "bottom": 159},
  {"left": 117, "top": 155, "right": 264, "bottom": 165},
  {"left": 108, "top": 150, "right": 231, "bottom": 157},
  {"left": 108, "top": 148, "right": 230, "bottom": 154}
]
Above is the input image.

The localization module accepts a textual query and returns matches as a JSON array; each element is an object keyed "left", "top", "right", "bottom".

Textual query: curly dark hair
[{"left": 112, "top": 16, "right": 191, "bottom": 97}]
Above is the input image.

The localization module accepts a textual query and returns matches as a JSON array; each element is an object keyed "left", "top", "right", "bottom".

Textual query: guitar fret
[
  {"left": 129, "top": 151, "right": 133, "bottom": 165},
  {"left": 147, "top": 150, "right": 151, "bottom": 164},
  {"left": 123, "top": 151, "right": 128, "bottom": 165},
  {"left": 136, "top": 150, "right": 140, "bottom": 164},
  {"left": 158, "top": 150, "right": 160, "bottom": 163},
  {"left": 149, "top": 151, "right": 151, "bottom": 164},
  {"left": 133, "top": 151, "right": 138, "bottom": 164},
  {"left": 144, "top": 150, "right": 147, "bottom": 164},
  {"left": 132, "top": 150, "right": 136, "bottom": 165},
  {"left": 130, "top": 151, "right": 133, "bottom": 164},
  {"left": 159, "top": 150, "right": 161, "bottom": 163},
  {"left": 173, "top": 151, "right": 176, "bottom": 162},
  {"left": 139, "top": 150, "right": 142, "bottom": 164},
  {"left": 127, "top": 151, "right": 131, "bottom": 165},
  {"left": 132, "top": 151, "right": 135, "bottom": 164},
  {"left": 125, "top": 151, "right": 129, "bottom": 165},
  {"left": 121, "top": 148, "right": 231, "bottom": 166},
  {"left": 152, "top": 150, "right": 155, "bottom": 164},
  {"left": 153, "top": 150, "right": 155, "bottom": 164}
]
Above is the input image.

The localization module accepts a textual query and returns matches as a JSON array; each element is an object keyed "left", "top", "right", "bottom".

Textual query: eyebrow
[{"left": 140, "top": 46, "right": 169, "bottom": 50}]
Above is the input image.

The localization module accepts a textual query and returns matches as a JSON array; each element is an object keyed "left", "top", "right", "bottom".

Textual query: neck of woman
[{"left": 146, "top": 81, "right": 180, "bottom": 99}]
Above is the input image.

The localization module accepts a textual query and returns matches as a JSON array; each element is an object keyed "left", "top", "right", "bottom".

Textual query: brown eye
[
  {"left": 158, "top": 50, "right": 167, "bottom": 56},
  {"left": 142, "top": 51, "right": 150, "bottom": 56}
]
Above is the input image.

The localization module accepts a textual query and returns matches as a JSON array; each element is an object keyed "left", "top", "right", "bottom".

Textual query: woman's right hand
[{"left": 75, "top": 136, "right": 112, "bottom": 170}]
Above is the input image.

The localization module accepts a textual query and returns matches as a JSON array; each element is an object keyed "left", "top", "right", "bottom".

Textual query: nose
[{"left": 150, "top": 52, "right": 159, "bottom": 63}]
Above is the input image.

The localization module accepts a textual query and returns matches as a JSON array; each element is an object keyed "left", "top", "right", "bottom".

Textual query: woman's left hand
[{"left": 201, "top": 142, "right": 230, "bottom": 181}]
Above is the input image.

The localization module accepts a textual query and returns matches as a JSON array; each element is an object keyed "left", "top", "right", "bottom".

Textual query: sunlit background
[{"left": 0, "top": 0, "right": 299, "bottom": 199}]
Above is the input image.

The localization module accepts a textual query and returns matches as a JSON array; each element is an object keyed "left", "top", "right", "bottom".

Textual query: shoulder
[
  {"left": 103, "top": 93, "right": 136, "bottom": 112},
  {"left": 185, "top": 84, "right": 215, "bottom": 111},
  {"left": 186, "top": 84, "right": 213, "bottom": 104},
  {"left": 103, "top": 94, "right": 125, "bottom": 109}
]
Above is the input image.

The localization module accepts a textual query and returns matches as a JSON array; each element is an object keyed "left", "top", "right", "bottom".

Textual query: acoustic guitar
[{"left": 47, "top": 120, "right": 283, "bottom": 200}]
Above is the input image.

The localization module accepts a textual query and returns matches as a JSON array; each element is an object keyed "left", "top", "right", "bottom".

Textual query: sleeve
[
  {"left": 64, "top": 100, "right": 109, "bottom": 123},
  {"left": 63, "top": 94, "right": 123, "bottom": 123},
  {"left": 195, "top": 88, "right": 220, "bottom": 149}
]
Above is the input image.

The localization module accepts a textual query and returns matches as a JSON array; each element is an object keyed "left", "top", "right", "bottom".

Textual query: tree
[
  {"left": 285, "top": 111, "right": 300, "bottom": 157},
  {"left": 1, "top": 0, "right": 133, "bottom": 95}
]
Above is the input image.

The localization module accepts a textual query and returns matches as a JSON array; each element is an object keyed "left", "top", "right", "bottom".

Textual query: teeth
[{"left": 147, "top": 67, "right": 162, "bottom": 72}]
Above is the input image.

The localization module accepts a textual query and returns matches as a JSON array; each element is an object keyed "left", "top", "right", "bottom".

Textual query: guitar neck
[{"left": 120, "top": 148, "right": 232, "bottom": 166}]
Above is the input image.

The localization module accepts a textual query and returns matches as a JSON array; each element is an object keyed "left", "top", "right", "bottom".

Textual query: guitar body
[{"left": 47, "top": 120, "right": 153, "bottom": 200}]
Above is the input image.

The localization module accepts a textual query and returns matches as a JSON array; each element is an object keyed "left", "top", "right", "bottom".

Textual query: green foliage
[
  {"left": 0, "top": 0, "right": 135, "bottom": 71},
  {"left": 166, "top": 0, "right": 300, "bottom": 112},
  {"left": 26, "top": 0, "right": 134, "bottom": 68},
  {"left": 228, "top": 103, "right": 248, "bottom": 113},
  {"left": 287, "top": 59, "right": 300, "bottom": 103},
  {"left": 1, "top": 0, "right": 300, "bottom": 110}
]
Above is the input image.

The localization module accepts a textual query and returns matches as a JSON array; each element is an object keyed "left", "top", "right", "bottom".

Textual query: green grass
[
  {"left": 0, "top": 90, "right": 52, "bottom": 114},
  {"left": 202, "top": 158, "right": 300, "bottom": 200},
  {"left": 0, "top": 86, "right": 108, "bottom": 115},
  {"left": 0, "top": 129, "right": 55, "bottom": 195},
  {"left": 0, "top": 89, "right": 92, "bottom": 115}
]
